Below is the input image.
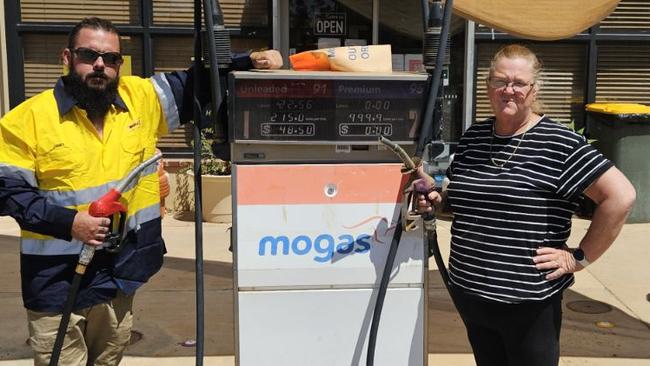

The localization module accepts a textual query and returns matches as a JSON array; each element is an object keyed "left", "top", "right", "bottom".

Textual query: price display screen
[{"left": 229, "top": 73, "right": 427, "bottom": 144}]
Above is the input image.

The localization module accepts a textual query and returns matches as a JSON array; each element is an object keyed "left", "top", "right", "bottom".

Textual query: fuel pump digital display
[{"left": 228, "top": 71, "right": 428, "bottom": 144}]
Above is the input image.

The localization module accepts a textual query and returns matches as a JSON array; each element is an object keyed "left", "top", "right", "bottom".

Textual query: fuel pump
[
  {"left": 229, "top": 67, "right": 428, "bottom": 365},
  {"left": 214, "top": 1, "right": 452, "bottom": 365}
]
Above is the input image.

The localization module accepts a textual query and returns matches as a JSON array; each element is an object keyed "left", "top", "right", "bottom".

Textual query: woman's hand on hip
[{"left": 533, "top": 247, "right": 581, "bottom": 280}]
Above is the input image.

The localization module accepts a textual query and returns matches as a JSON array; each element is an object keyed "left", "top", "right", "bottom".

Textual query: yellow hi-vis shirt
[{"left": 0, "top": 74, "right": 181, "bottom": 310}]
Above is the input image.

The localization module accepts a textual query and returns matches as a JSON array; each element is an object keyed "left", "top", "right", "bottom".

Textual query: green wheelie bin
[{"left": 586, "top": 103, "right": 650, "bottom": 223}]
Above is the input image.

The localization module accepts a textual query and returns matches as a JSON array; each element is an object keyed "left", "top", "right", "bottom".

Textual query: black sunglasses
[{"left": 72, "top": 47, "right": 123, "bottom": 66}]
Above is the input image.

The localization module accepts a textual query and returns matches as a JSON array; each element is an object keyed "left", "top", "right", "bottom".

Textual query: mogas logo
[
  {"left": 258, "top": 233, "right": 372, "bottom": 263},
  {"left": 257, "top": 216, "right": 396, "bottom": 263}
]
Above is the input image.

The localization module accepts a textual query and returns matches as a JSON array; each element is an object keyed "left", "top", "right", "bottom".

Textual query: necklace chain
[{"left": 489, "top": 117, "right": 537, "bottom": 168}]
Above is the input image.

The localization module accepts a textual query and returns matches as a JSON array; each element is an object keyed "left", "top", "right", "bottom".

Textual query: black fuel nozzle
[{"left": 104, "top": 213, "right": 128, "bottom": 253}]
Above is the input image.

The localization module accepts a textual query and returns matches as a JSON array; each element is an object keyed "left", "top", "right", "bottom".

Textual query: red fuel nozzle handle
[
  {"left": 76, "top": 189, "right": 128, "bottom": 269},
  {"left": 88, "top": 188, "right": 127, "bottom": 218},
  {"left": 89, "top": 188, "right": 128, "bottom": 253}
]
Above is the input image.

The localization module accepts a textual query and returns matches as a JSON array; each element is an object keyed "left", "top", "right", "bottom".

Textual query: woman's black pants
[{"left": 451, "top": 287, "right": 563, "bottom": 366}]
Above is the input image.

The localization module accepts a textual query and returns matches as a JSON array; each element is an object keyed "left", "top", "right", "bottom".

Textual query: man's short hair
[{"left": 67, "top": 17, "right": 120, "bottom": 50}]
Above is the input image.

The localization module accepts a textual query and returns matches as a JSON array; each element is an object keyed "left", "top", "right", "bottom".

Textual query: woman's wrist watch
[{"left": 573, "top": 248, "right": 590, "bottom": 267}]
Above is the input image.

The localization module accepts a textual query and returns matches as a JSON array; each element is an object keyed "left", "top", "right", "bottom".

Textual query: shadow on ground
[
  {"left": 427, "top": 272, "right": 650, "bottom": 359},
  {"left": 1, "top": 233, "right": 649, "bottom": 360}
]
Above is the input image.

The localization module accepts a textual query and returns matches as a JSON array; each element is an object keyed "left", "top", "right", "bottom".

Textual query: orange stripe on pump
[{"left": 236, "top": 164, "right": 408, "bottom": 205}]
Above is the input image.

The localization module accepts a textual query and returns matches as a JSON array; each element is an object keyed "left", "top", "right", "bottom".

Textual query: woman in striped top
[{"left": 415, "top": 44, "right": 636, "bottom": 366}]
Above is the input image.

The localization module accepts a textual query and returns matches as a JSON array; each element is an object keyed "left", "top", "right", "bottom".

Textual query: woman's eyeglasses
[
  {"left": 488, "top": 78, "right": 534, "bottom": 93},
  {"left": 72, "top": 47, "right": 123, "bottom": 66}
]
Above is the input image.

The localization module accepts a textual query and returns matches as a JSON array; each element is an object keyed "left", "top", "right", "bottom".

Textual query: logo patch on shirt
[{"left": 128, "top": 120, "right": 142, "bottom": 131}]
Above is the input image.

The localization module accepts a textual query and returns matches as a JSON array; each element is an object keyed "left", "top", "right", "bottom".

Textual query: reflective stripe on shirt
[
  {"left": 40, "top": 164, "right": 158, "bottom": 207},
  {"left": 0, "top": 163, "right": 37, "bottom": 187},
  {"left": 151, "top": 73, "right": 181, "bottom": 133}
]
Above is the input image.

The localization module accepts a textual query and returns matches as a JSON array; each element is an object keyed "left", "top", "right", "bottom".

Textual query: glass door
[{"left": 288, "top": 0, "right": 373, "bottom": 53}]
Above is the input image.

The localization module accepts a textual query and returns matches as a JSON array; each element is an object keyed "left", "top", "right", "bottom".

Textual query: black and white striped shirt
[{"left": 446, "top": 116, "right": 612, "bottom": 303}]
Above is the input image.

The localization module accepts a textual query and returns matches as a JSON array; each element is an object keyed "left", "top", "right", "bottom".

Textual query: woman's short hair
[{"left": 488, "top": 44, "right": 543, "bottom": 87}]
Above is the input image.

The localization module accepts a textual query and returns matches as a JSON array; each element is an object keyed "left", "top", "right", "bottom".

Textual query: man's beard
[{"left": 62, "top": 69, "right": 119, "bottom": 121}]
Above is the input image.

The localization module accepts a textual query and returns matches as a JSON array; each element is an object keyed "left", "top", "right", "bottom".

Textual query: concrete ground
[{"left": 1, "top": 213, "right": 649, "bottom": 365}]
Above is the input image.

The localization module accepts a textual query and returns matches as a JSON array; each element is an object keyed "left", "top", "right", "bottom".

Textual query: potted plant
[{"left": 181, "top": 129, "right": 232, "bottom": 223}]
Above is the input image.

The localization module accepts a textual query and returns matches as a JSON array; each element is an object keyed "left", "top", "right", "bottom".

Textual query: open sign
[{"left": 314, "top": 13, "right": 346, "bottom": 36}]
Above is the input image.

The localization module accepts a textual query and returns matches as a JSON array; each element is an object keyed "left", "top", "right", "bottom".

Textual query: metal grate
[
  {"left": 152, "top": 0, "right": 269, "bottom": 27},
  {"left": 596, "top": 43, "right": 650, "bottom": 104},
  {"left": 600, "top": 0, "right": 650, "bottom": 30},
  {"left": 20, "top": 0, "right": 140, "bottom": 24},
  {"left": 566, "top": 300, "right": 613, "bottom": 314}
]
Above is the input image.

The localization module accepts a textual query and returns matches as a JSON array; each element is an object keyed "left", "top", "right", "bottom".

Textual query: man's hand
[
  {"left": 250, "top": 50, "right": 283, "bottom": 69},
  {"left": 71, "top": 211, "right": 111, "bottom": 246}
]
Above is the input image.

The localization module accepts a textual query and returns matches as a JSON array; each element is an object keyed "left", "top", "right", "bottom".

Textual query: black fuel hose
[
  {"left": 48, "top": 273, "right": 82, "bottom": 365},
  {"left": 417, "top": 0, "right": 453, "bottom": 157},
  {"left": 366, "top": 221, "right": 403, "bottom": 365},
  {"left": 365, "top": 0, "right": 454, "bottom": 365},
  {"left": 192, "top": 0, "right": 205, "bottom": 364},
  {"left": 194, "top": 0, "right": 229, "bottom": 364}
]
